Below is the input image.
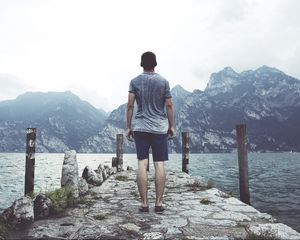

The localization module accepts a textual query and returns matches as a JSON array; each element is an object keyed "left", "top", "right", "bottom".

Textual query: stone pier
[{"left": 9, "top": 170, "right": 300, "bottom": 239}]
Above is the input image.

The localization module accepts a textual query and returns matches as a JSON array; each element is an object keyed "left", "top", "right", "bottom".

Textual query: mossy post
[
  {"left": 236, "top": 124, "right": 250, "bottom": 205},
  {"left": 25, "top": 128, "right": 36, "bottom": 195},
  {"left": 116, "top": 134, "right": 123, "bottom": 171},
  {"left": 182, "top": 132, "right": 189, "bottom": 174}
]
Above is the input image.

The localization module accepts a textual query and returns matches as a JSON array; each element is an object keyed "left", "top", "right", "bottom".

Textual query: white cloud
[{"left": 0, "top": 0, "right": 300, "bottom": 110}]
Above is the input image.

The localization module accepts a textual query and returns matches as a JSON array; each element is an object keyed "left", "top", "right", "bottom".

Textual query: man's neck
[{"left": 143, "top": 68, "right": 155, "bottom": 73}]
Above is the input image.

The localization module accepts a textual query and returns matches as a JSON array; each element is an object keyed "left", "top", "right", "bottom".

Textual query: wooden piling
[
  {"left": 116, "top": 134, "right": 123, "bottom": 171},
  {"left": 24, "top": 128, "right": 36, "bottom": 195},
  {"left": 182, "top": 132, "right": 189, "bottom": 174},
  {"left": 112, "top": 157, "right": 118, "bottom": 168},
  {"left": 236, "top": 124, "right": 250, "bottom": 205}
]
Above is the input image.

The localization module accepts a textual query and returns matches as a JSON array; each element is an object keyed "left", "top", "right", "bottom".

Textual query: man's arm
[
  {"left": 126, "top": 92, "right": 135, "bottom": 141},
  {"left": 165, "top": 98, "right": 175, "bottom": 138}
]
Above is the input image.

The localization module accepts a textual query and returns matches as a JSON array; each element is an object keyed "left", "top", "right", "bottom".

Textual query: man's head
[{"left": 141, "top": 51, "right": 157, "bottom": 70}]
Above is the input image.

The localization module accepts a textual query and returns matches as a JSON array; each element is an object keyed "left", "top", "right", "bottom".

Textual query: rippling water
[{"left": 0, "top": 153, "right": 299, "bottom": 231}]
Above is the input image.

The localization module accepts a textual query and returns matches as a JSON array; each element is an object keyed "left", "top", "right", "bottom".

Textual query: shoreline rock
[
  {"left": 33, "top": 194, "right": 52, "bottom": 219},
  {"left": 1, "top": 196, "right": 34, "bottom": 226},
  {"left": 61, "top": 150, "right": 79, "bottom": 198},
  {"left": 1, "top": 151, "right": 118, "bottom": 236}
]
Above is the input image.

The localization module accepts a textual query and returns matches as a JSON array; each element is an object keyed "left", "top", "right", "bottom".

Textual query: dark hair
[{"left": 140, "top": 51, "right": 157, "bottom": 69}]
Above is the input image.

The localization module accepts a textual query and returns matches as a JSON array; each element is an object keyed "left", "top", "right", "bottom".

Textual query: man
[{"left": 126, "top": 51, "right": 174, "bottom": 213}]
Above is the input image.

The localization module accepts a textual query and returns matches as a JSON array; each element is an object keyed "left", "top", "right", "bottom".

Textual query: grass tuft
[
  {"left": 130, "top": 191, "right": 139, "bottom": 198},
  {"left": 26, "top": 191, "right": 38, "bottom": 199},
  {"left": 89, "top": 191, "right": 101, "bottom": 200},
  {"left": 46, "top": 187, "right": 76, "bottom": 214},
  {"left": 200, "top": 198, "right": 215, "bottom": 205},
  {"left": 93, "top": 214, "right": 106, "bottom": 221},
  {"left": 115, "top": 175, "right": 128, "bottom": 181},
  {"left": 186, "top": 179, "right": 215, "bottom": 191}
]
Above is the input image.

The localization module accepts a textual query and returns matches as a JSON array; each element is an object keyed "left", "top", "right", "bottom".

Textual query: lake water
[{"left": 0, "top": 153, "right": 299, "bottom": 231}]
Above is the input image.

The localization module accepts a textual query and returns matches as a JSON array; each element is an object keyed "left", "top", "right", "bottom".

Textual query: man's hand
[
  {"left": 167, "top": 127, "right": 175, "bottom": 140},
  {"left": 126, "top": 93, "right": 135, "bottom": 142},
  {"left": 126, "top": 128, "right": 134, "bottom": 142},
  {"left": 165, "top": 98, "right": 174, "bottom": 140}
]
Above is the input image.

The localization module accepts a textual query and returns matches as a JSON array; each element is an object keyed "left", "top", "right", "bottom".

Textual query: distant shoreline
[{"left": 1, "top": 151, "right": 300, "bottom": 154}]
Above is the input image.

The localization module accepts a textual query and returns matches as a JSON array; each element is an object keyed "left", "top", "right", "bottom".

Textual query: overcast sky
[{"left": 0, "top": 0, "right": 300, "bottom": 111}]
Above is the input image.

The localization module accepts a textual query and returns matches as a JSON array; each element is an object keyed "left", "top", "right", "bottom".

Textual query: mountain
[
  {"left": 0, "top": 91, "right": 106, "bottom": 152},
  {"left": 1, "top": 66, "right": 300, "bottom": 153},
  {"left": 173, "top": 66, "right": 300, "bottom": 152},
  {"left": 79, "top": 103, "right": 129, "bottom": 153},
  {"left": 80, "top": 66, "right": 300, "bottom": 153}
]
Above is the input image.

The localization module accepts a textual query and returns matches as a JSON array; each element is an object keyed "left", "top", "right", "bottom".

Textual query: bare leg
[
  {"left": 136, "top": 159, "right": 149, "bottom": 207},
  {"left": 154, "top": 161, "right": 166, "bottom": 206}
]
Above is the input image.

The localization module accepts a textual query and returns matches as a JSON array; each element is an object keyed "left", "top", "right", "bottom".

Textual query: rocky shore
[{"left": 1, "top": 151, "right": 300, "bottom": 239}]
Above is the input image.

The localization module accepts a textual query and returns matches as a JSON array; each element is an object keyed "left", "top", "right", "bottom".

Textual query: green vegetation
[
  {"left": 200, "top": 198, "right": 215, "bottom": 205},
  {"left": 245, "top": 228, "right": 279, "bottom": 240},
  {"left": 89, "top": 191, "right": 101, "bottom": 200},
  {"left": 93, "top": 214, "right": 106, "bottom": 221},
  {"left": 181, "top": 237, "right": 190, "bottom": 240},
  {"left": 130, "top": 191, "right": 139, "bottom": 198},
  {"left": 46, "top": 187, "right": 76, "bottom": 214},
  {"left": 26, "top": 191, "right": 37, "bottom": 199},
  {"left": 0, "top": 187, "right": 87, "bottom": 238},
  {"left": 115, "top": 175, "right": 128, "bottom": 181},
  {"left": 186, "top": 179, "right": 215, "bottom": 191}
]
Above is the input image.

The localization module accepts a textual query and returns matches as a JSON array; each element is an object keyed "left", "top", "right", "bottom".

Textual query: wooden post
[
  {"left": 116, "top": 134, "right": 123, "bottom": 171},
  {"left": 112, "top": 157, "right": 118, "bottom": 168},
  {"left": 25, "top": 128, "right": 36, "bottom": 195},
  {"left": 182, "top": 132, "right": 189, "bottom": 174},
  {"left": 236, "top": 124, "right": 250, "bottom": 205}
]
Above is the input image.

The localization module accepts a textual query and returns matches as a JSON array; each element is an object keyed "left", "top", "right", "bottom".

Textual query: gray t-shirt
[{"left": 129, "top": 72, "right": 172, "bottom": 134}]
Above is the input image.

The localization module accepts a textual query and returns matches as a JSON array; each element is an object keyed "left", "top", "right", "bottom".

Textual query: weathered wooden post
[
  {"left": 25, "top": 128, "right": 36, "bottom": 195},
  {"left": 182, "top": 132, "right": 189, "bottom": 174},
  {"left": 112, "top": 157, "right": 118, "bottom": 168},
  {"left": 236, "top": 124, "right": 250, "bottom": 205},
  {"left": 116, "top": 134, "right": 123, "bottom": 171}
]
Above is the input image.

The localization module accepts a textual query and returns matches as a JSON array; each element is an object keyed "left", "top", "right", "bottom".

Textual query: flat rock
[
  {"left": 248, "top": 223, "right": 300, "bottom": 240},
  {"left": 211, "top": 211, "right": 251, "bottom": 222}
]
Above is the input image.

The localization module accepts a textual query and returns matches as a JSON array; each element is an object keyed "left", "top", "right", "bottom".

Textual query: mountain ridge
[
  {"left": 1, "top": 65, "right": 300, "bottom": 153},
  {"left": 0, "top": 91, "right": 107, "bottom": 152}
]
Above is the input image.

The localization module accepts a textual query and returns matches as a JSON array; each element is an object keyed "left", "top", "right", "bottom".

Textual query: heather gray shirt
[{"left": 129, "top": 72, "right": 172, "bottom": 134}]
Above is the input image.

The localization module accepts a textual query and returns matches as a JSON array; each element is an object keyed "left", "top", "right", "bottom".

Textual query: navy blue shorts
[{"left": 134, "top": 131, "right": 168, "bottom": 161}]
